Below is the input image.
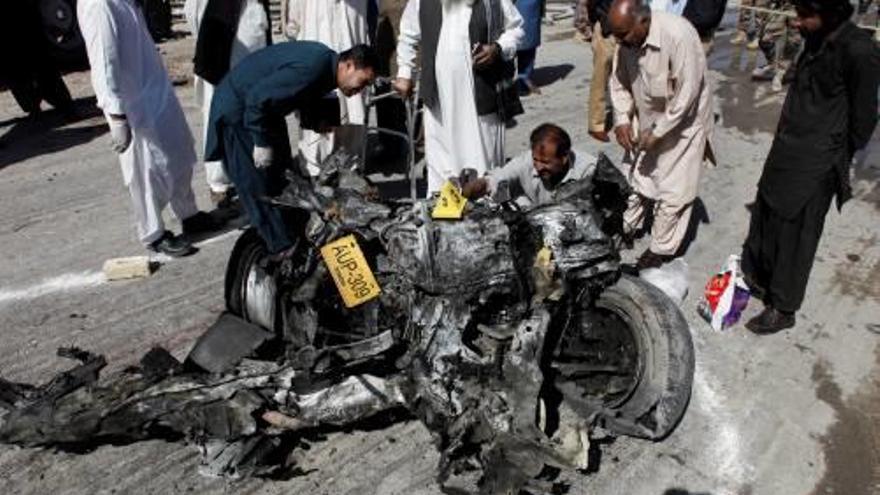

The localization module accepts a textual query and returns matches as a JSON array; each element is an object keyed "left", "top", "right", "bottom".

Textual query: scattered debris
[
  {"left": 102, "top": 256, "right": 154, "bottom": 281},
  {"left": 641, "top": 258, "right": 690, "bottom": 304},
  {"left": 0, "top": 151, "right": 695, "bottom": 494}
]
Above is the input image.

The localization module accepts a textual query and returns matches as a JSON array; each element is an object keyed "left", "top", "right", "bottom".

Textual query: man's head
[
  {"left": 530, "top": 123, "right": 572, "bottom": 184},
  {"left": 790, "top": 0, "right": 854, "bottom": 38},
  {"left": 337, "top": 44, "right": 378, "bottom": 97},
  {"left": 608, "top": 0, "right": 652, "bottom": 48}
]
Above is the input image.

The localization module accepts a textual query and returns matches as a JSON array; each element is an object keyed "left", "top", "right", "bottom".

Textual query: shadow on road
[
  {"left": 0, "top": 96, "right": 105, "bottom": 170},
  {"left": 532, "top": 63, "right": 576, "bottom": 89}
]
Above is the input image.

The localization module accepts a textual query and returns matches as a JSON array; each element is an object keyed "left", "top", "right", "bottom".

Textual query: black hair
[
  {"left": 530, "top": 123, "right": 572, "bottom": 158},
  {"left": 339, "top": 44, "right": 380, "bottom": 70},
  {"left": 791, "top": 0, "right": 854, "bottom": 21}
]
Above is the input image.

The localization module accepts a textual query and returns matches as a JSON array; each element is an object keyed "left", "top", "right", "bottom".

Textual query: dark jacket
[
  {"left": 205, "top": 41, "right": 339, "bottom": 160},
  {"left": 758, "top": 21, "right": 880, "bottom": 218},
  {"left": 193, "top": 0, "right": 273, "bottom": 85},
  {"left": 585, "top": 0, "right": 614, "bottom": 35},
  {"left": 682, "top": 0, "right": 728, "bottom": 39}
]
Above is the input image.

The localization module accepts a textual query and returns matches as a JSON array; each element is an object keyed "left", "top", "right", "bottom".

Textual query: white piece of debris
[
  {"left": 640, "top": 258, "right": 689, "bottom": 304},
  {"left": 103, "top": 256, "right": 153, "bottom": 281}
]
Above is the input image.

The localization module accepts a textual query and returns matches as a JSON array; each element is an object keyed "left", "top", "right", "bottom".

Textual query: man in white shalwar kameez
[
  {"left": 184, "top": 0, "right": 271, "bottom": 205},
  {"left": 394, "top": 0, "right": 524, "bottom": 195},
  {"left": 286, "top": 0, "right": 371, "bottom": 175},
  {"left": 78, "top": 0, "right": 213, "bottom": 256}
]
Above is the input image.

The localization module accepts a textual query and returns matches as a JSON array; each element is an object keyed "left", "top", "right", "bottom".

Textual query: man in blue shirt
[{"left": 206, "top": 42, "right": 378, "bottom": 257}]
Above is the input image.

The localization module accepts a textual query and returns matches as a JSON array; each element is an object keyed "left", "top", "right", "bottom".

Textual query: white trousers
[
  {"left": 196, "top": 77, "right": 233, "bottom": 193},
  {"left": 424, "top": 107, "right": 504, "bottom": 195},
  {"left": 117, "top": 97, "right": 199, "bottom": 245},
  {"left": 298, "top": 92, "right": 366, "bottom": 176}
]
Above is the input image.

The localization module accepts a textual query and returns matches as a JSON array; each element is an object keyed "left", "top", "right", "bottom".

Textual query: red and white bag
[{"left": 698, "top": 255, "right": 751, "bottom": 331}]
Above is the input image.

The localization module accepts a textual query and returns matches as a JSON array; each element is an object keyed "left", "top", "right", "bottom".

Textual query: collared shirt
[
  {"left": 609, "top": 11, "right": 713, "bottom": 205},
  {"left": 486, "top": 148, "right": 597, "bottom": 206},
  {"left": 205, "top": 41, "right": 339, "bottom": 160},
  {"left": 610, "top": 11, "right": 710, "bottom": 140}
]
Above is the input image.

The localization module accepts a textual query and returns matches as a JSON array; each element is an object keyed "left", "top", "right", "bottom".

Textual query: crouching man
[
  {"left": 205, "top": 42, "right": 378, "bottom": 259},
  {"left": 461, "top": 123, "right": 597, "bottom": 206}
]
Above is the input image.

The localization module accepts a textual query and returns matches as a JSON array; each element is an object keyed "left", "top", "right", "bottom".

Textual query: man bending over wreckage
[
  {"left": 463, "top": 123, "right": 601, "bottom": 207},
  {"left": 0, "top": 143, "right": 690, "bottom": 494},
  {"left": 205, "top": 42, "right": 378, "bottom": 259}
]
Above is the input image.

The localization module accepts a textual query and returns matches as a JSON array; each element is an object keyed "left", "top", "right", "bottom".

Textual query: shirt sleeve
[
  {"left": 497, "top": 0, "right": 525, "bottom": 61},
  {"left": 609, "top": 49, "right": 634, "bottom": 128},
  {"left": 78, "top": 1, "right": 126, "bottom": 116},
  {"left": 651, "top": 27, "right": 706, "bottom": 139},
  {"left": 845, "top": 36, "right": 880, "bottom": 155},
  {"left": 487, "top": 151, "right": 531, "bottom": 194},
  {"left": 396, "top": 0, "right": 420, "bottom": 80},
  {"left": 243, "top": 65, "right": 314, "bottom": 147}
]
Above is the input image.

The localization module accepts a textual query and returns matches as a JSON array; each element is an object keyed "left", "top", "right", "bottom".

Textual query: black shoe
[
  {"left": 210, "top": 188, "right": 239, "bottom": 210},
  {"left": 746, "top": 307, "right": 795, "bottom": 335},
  {"left": 182, "top": 211, "right": 221, "bottom": 237},
  {"left": 148, "top": 231, "right": 196, "bottom": 257},
  {"left": 636, "top": 249, "right": 672, "bottom": 271}
]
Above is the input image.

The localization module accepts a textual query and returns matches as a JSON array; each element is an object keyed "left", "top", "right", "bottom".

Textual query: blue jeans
[
  {"left": 516, "top": 48, "right": 537, "bottom": 87},
  {"left": 221, "top": 120, "right": 294, "bottom": 254}
]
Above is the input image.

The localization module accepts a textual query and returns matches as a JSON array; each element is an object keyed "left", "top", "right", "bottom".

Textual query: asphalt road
[{"left": 0, "top": 15, "right": 878, "bottom": 495}]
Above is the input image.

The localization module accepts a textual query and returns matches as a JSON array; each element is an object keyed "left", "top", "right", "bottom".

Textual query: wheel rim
[
  {"left": 552, "top": 305, "right": 644, "bottom": 410},
  {"left": 240, "top": 244, "right": 277, "bottom": 331},
  {"left": 40, "top": 0, "right": 82, "bottom": 50}
]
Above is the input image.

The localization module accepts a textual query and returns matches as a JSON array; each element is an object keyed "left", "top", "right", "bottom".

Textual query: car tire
[
  {"left": 554, "top": 274, "right": 695, "bottom": 440},
  {"left": 38, "top": 0, "right": 88, "bottom": 71}
]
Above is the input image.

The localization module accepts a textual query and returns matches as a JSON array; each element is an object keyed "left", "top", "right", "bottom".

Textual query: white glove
[
  {"left": 108, "top": 117, "right": 132, "bottom": 153},
  {"left": 253, "top": 145, "right": 274, "bottom": 169}
]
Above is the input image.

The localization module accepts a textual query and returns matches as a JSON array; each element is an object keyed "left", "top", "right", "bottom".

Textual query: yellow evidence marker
[
  {"left": 431, "top": 180, "right": 468, "bottom": 220},
  {"left": 320, "top": 234, "right": 382, "bottom": 308}
]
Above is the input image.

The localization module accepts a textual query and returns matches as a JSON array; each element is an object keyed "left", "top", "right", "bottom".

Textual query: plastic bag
[
  {"left": 698, "top": 255, "right": 751, "bottom": 331},
  {"left": 640, "top": 258, "right": 689, "bottom": 305}
]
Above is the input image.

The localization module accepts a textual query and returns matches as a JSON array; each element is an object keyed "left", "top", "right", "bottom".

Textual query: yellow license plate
[
  {"left": 431, "top": 180, "right": 468, "bottom": 220},
  {"left": 320, "top": 234, "right": 381, "bottom": 308}
]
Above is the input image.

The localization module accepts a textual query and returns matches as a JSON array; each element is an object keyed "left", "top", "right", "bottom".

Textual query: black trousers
[
  {"left": 741, "top": 187, "right": 833, "bottom": 313},
  {"left": 9, "top": 64, "right": 72, "bottom": 114}
]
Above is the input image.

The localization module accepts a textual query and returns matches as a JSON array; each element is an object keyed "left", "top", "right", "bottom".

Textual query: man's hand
[
  {"left": 461, "top": 178, "right": 489, "bottom": 199},
  {"left": 392, "top": 77, "right": 414, "bottom": 99},
  {"left": 108, "top": 115, "right": 131, "bottom": 154},
  {"left": 473, "top": 43, "right": 501, "bottom": 68},
  {"left": 639, "top": 131, "right": 660, "bottom": 152},
  {"left": 253, "top": 146, "right": 273, "bottom": 170},
  {"left": 614, "top": 124, "right": 637, "bottom": 152}
]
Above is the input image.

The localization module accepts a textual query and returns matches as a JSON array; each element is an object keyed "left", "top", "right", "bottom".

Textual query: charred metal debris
[{"left": 0, "top": 151, "right": 695, "bottom": 494}]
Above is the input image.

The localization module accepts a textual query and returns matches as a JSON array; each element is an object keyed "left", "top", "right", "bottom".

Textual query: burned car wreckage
[{"left": 0, "top": 151, "right": 694, "bottom": 493}]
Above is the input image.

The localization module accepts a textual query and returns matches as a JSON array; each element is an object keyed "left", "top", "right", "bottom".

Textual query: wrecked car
[{"left": 0, "top": 151, "right": 695, "bottom": 494}]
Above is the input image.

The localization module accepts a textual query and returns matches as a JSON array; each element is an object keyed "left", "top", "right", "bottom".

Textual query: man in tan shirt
[{"left": 608, "top": 0, "right": 714, "bottom": 270}]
